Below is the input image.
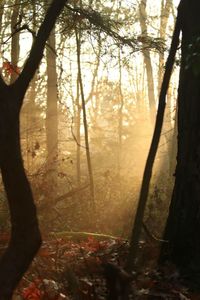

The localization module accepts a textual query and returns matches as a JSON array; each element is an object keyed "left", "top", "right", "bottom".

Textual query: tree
[
  {"left": 10, "top": 0, "right": 20, "bottom": 84},
  {"left": 75, "top": 25, "right": 95, "bottom": 209},
  {"left": 46, "top": 25, "right": 58, "bottom": 199},
  {"left": 139, "top": 0, "right": 156, "bottom": 122},
  {"left": 0, "top": 1, "right": 67, "bottom": 298},
  {"left": 161, "top": 0, "right": 200, "bottom": 275},
  {"left": 158, "top": 0, "right": 173, "bottom": 91},
  {"left": 126, "top": 2, "right": 181, "bottom": 272}
]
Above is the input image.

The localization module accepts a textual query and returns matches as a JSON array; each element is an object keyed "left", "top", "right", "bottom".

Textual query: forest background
[
  {"left": 0, "top": 0, "right": 179, "bottom": 236},
  {"left": 0, "top": 0, "right": 182, "bottom": 298}
]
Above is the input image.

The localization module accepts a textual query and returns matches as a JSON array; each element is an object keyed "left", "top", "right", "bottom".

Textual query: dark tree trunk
[
  {"left": 0, "top": 1, "right": 67, "bottom": 297},
  {"left": 162, "top": 0, "right": 200, "bottom": 273},
  {"left": 0, "top": 85, "right": 42, "bottom": 298}
]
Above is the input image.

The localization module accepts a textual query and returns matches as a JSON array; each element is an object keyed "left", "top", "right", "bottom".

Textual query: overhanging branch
[{"left": 65, "top": 4, "right": 165, "bottom": 53}]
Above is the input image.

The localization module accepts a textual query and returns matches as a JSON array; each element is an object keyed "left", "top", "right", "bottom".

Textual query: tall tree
[
  {"left": 75, "top": 26, "right": 95, "bottom": 209},
  {"left": 0, "top": 1, "right": 67, "bottom": 298},
  {"left": 139, "top": 0, "right": 156, "bottom": 122},
  {"left": 117, "top": 48, "right": 124, "bottom": 180},
  {"left": 161, "top": 0, "right": 200, "bottom": 275},
  {"left": 46, "top": 25, "right": 58, "bottom": 198},
  {"left": 158, "top": 0, "right": 173, "bottom": 91},
  {"left": 10, "top": 0, "right": 20, "bottom": 84},
  {"left": 126, "top": 3, "right": 181, "bottom": 271}
]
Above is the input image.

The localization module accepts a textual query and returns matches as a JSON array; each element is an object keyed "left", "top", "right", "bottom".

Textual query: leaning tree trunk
[
  {"left": 0, "top": 1, "right": 67, "bottom": 297},
  {"left": 161, "top": 0, "right": 200, "bottom": 272},
  {"left": 126, "top": 5, "right": 181, "bottom": 272}
]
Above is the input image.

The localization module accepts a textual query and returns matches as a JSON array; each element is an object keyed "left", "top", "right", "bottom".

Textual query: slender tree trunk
[
  {"left": 75, "top": 74, "right": 81, "bottom": 186},
  {"left": 169, "top": 105, "right": 177, "bottom": 176},
  {"left": 157, "top": 0, "right": 174, "bottom": 178},
  {"left": 117, "top": 48, "right": 123, "bottom": 182},
  {"left": 46, "top": 26, "right": 58, "bottom": 198},
  {"left": 158, "top": 0, "right": 173, "bottom": 91},
  {"left": 26, "top": 0, "right": 37, "bottom": 172},
  {"left": 10, "top": 0, "right": 20, "bottom": 84},
  {"left": 0, "top": 4, "right": 4, "bottom": 48},
  {"left": 75, "top": 27, "right": 95, "bottom": 209},
  {"left": 139, "top": 0, "right": 156, "bottom": 123}
]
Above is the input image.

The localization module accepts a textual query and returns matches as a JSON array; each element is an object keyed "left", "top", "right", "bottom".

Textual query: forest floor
[{"left": 0, "top": 232, "right": 198, "bottom": 299}]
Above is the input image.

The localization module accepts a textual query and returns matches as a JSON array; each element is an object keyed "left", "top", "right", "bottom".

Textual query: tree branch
[{"left": 14, "top": 0, "right": 67, "bottom": 95}]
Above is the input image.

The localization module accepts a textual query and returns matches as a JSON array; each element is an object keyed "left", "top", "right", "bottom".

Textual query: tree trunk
[
  {"left": 10, "top": 0, "right": 20, "bottom": 84},
  {"left": 161, "top": 0, "right": 200, "bottom": 273},
  {"left": 117, "top": 48, "right": 123, "bottom": 192},
  {"left": 0, "top": 1, "right": 68, "bottom": 297},
  {"left": 126, "top": 8, "right": 181, "bottom": 271},
  {"left": 158, "top": 0, "right": 173, "bottom": 91},
  {"left": 139, "top": 0, "right": 156, "bottom": 122},
  {"left": 0, "top": 86, "right": 42, "bottom": 299},
  {"left": 46, "top": 26, "right": 58, "bottom": 198},
  {"left": 0, "top": 4, "right": 4, "bottom": 50},
  {"left": 75, "top": 27, "right": 95, "bottom": 209},
  {"left": 169, "top": 106, "right": 177, "bottom": 176},
  {"left": 75, "top": 74, "right": 81, "bottom": 186}
]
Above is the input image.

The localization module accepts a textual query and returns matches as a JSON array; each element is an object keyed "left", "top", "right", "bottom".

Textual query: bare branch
[{"left": 14, "top": 0, "right": 67, "bottom": 95}]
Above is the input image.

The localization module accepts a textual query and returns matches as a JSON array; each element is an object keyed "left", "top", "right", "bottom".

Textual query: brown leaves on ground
[{"left": 0, "top": 233, "right": 198, "bottom": 299}]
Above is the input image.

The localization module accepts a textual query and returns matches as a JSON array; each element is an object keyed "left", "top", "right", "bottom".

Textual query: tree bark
[
  {"left": 161, "top": 0, "right": 200, "bottom": 273},
  {"left": 0, "top": 85, "right": 42, "bottom": 299},
  {"left": 0, "top": 1, "right": 67, "bottom": 297}
]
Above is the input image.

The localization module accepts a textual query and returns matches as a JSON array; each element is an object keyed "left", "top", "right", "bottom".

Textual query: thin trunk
[
  {"left": 76, "top": 74, "right": 81, "bottom": 186},
  {"left": 157, "top": 1, "right": 174, "bottom": 178},
  {"left": 169, "top": 105, "right": 177, "bottom": 176},
  {"left": 10, "top": 0, "right": 20, "bottom": 84},
  {"left": 75, "top": 27, "right": 95, "bottom": 208},
  {"left": 27, "top": 0, "right": 37, "bottom": 173},
  {"left": 0, "top": 3, "right": 4, "bottom": 47},
  {"left": 139, "top": 0, "right": 156, "bottom": 123},
  {"left": 117, "top": 0, "right": 123, "bottom": 179},
  {"left": 46, "top": 26, "right": 58, "bottom": 198},
  {"left": 74, "top": 0, "right": 81, "bottom": 187},
  {"left": 158, "top": 0, "right": 173, "bottom": 91},
  {"left": 118, "top": 48, "right": 123, "bottom": 179}
]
